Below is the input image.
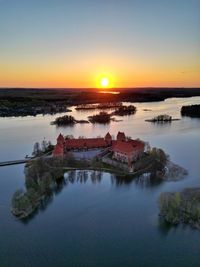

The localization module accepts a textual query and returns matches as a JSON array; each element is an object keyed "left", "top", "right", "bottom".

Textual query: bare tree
[{"left": 32, "top": 142, "right": 41, "bottom": 156}]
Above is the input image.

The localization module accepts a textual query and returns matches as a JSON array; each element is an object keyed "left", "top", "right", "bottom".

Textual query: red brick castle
[{"left": 53, "top": 132, "right": 144, "bottom": 164}]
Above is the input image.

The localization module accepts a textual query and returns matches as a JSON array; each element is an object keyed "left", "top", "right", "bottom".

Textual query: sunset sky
[{"left": 0, "top": 0, "right": 200, "bottom": 88}]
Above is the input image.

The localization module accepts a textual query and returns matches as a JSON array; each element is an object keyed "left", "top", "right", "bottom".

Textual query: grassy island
[
  {"left": 88, "top": 112, "right": 112, "bottom": 124},
  {"left": 145, "top": 114, "right": 179, "bottom": 123},
  {"left": 159, "top": 188, "right": 200, "bottom": 229},
  {"left": 51, "top": 115, "right": 76, "bottom": 126},
  {"left": 75, "top": 102, "right": 122, "bottom": 110},
  {"left": 51, "top": 115, "right": 89, "bottom": 126},
  {"left": 112, "top": 105, "right": 136, "bottom": 116},
  {"left": 181, "top": 104, "right": 200, "bottom": 118}
]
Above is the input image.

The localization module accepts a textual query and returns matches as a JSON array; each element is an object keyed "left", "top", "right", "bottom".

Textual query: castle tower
[
  {"left": 105, "top": 132, "right": 112, "bottom": 146},
  {"left": 57, "top": 133, "right": 65, "bottom": 145},
  {"left": 117, "top": 131, "right": 126, "bottom": 142}
]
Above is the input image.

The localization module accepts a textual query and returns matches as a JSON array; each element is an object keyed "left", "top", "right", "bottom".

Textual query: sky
[{"left": 0, "top": 0, "right": 200, "bottom": 88}]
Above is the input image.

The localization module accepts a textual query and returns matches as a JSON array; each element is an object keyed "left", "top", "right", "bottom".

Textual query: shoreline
[
  {"left": 11, "top": 152, "right": 187, "bottom": 220},
  {"left": 1, "top": 88, "right": 200, "bottom": 117}
]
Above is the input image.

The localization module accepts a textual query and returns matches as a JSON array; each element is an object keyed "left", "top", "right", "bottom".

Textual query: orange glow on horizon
[{"left": 0, "top": 57, "right": 200, "bottom": 88}]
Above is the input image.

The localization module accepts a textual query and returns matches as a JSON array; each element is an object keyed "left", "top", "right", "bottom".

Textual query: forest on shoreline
[{"left": 1, "top": 88, "right": 200, "bottom": 117}]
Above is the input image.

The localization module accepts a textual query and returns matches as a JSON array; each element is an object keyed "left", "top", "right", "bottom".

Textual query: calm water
[{"left": 0, "top": 97, "right": 200, "bottom": 267}]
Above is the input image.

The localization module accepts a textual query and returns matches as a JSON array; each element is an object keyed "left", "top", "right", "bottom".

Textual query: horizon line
[{"left": 0, "top": 86, "right": 200, "bottom": 90}]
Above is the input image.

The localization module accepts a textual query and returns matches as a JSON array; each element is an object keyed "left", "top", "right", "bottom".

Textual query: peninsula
[{"left": 181, "top": 104, "right": 200, "bottom": 118}]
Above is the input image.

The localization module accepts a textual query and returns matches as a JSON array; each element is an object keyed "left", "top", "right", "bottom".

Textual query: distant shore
[{"left": 0, "top": 88, "right": 200, "bottom": 117}]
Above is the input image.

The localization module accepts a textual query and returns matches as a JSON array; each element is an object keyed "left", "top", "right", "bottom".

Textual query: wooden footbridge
[{"left": 0, "top": 158, "right": 32, "bottom": 167}]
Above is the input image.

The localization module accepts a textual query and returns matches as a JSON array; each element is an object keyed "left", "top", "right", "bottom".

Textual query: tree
[
  {"left": 48, "top": 141, "right": 52, "bottom": 147},
  {"left": 32, "top": 142, "right": 41, "bottom": 156},
  {"left": 12, "top": 189, "right": 32, "bottom": 211},
  {"left": 66, "top": 135, "right": 74, "bottom": 139},
  {"left": 145, "top": 142, "right": 151, "bottom": 152},
  {"left": 39, "top": 172, "right": 52, "bottom": 193},
  {"left": 41, "top": 138, "right": 48, "bottom": 152}
]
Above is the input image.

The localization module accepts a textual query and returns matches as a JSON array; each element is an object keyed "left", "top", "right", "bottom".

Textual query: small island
[
  {"left": 145, "top": 114, "right": 179, "bottom": 123},
  {"left": 181, "top": 104, "right": 200, "bottom": 118},
  {"left": 51, "top": 115, "right": 89, "bottom": 126},
  {"left": 112, "top": 105, "right": 136, "bottom": 116},
  {"left": 87, "top": 105, "right": 137, "bottom": 123},
  {"left": 88, "top": 112, "right": 112, "bottom": 124},
  {"left": 11, "top": 131, "right": 187, "bottom": 220},
  {"left": 75, "top": 102, "right": 123, "bottom": 110},
  {"left": 159, "top": 188, "right": 200, "bottom": 229}
]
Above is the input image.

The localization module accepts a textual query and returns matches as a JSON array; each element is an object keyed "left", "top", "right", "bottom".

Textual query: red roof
[
  {"left": 53, "top": 143, "right": 64, "bottom": 156},
  {"left": 54, "top": 133, "right": 144, "bottom": 157},
  {"left": 65, "top": 138, "right": 107, "bottom": 149},
  {"left": 112, "top": 139, "right": 144, "bottom": 155},
  {"left": 128, "top": 139, "right": 145, "bottom": 150},
  {"left": 117, "top": 131, "right": 126, "bottom": 141},
  {"left": 113, "top": 141, "right": 134, "bottom": 154}
]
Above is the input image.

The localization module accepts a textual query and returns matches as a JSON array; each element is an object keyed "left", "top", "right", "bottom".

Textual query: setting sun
[
  {"left": 100, "top": 77, "right": 109, "bottom": 88},
  {"left": 96, "top": 73, "right": 114, "bottom": 88}
]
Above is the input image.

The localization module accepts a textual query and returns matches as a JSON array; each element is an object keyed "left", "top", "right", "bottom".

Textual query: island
[
  {"left": 145, "top": 114, "right": 180, "bottom": 123},
  {"left": 181, "top": 104, "right": 200, "bottom": 118},
  {"left": 75, "top": 102, "right": 123, "bottom": 110},
  {"left": 11, "top": 131, "right": 187, "bottom": 219},
  {"left": 88, "top": 112, "right": 112, "bottom": 124},
  {"left": 159, "top": 188, "right": 200, "bottom": 229},
  {"left": 112, "top": 105, "right": 136, "bottom": 116},
  {"left": 51, "top": 115, "right": 89, "bottom": 126}
]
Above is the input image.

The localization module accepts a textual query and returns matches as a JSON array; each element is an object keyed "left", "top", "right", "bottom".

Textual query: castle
[{"left": 53, "top": 132, "right": 144, "bottom": 164}]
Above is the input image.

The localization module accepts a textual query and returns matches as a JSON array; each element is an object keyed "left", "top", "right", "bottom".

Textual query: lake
[{"left": 0, "top": 97, "right": 200, "bottom": 267}]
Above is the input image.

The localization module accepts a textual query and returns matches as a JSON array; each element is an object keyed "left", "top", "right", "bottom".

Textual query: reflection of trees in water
[
  {"left": 14, "top": 163, "right": 166, "bottom": 224},
  {"left": 135, "top": 173, "right": 162, "bottom": 188},
  {"left": 67, "top": 170, "right": 76, "bottom": 183},
  {"left": 90, "top": 171, "right": 102, "bottom": 183},
  {"left": 77, "top": 171, "right": 89, "bottom": 183},
  {"left": 110, "top": 172, "right": 163, "bottom": 187},
  {"left": 54, "top": 178, "right": 67, "bottom": 195},
  {"left": 65, "top": 170, "right": 103, "bottom": 184},
  {"left": 157, "top": 217, "right": 176, "bottom": 236},
  {"left": 111, "top": 174, "right": 134, "bottom": 185}
]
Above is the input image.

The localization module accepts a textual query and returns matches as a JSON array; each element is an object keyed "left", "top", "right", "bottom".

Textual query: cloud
[{"left": 181, "top": 70, "right": 200, "bottom": 75}]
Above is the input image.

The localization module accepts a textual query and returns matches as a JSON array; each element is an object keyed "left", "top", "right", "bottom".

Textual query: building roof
[
  {"left": 112, "top": 139, "right": 144, "bottom": 155},
  {"left": 128, "top": 139, "right": 145, "bottom": 150},
  {"left": 54, "top": 133, "right": 144, "bottom": 157},
  {"left": 65, "top": 138, "right": 107, "bottom": 149},
  {"left": 117, "top": 131, "right": 126, "bottom": 141},
  {"left": 112, "top": 141, "right": 134, "bottom": 154}
]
